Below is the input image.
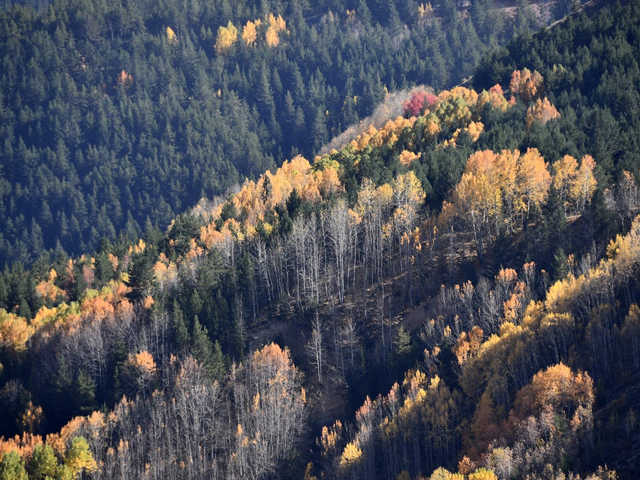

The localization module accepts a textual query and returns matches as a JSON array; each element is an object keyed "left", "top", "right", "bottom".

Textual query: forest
[
  {"left": 0, "top": 0, "right": 542, "bottom": 267},
  {"left": 2, "top": 0, "right": 640, "bottom": 479}
]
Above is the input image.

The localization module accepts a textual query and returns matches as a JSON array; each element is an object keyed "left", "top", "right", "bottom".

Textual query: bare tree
[
  {"left": 340, "top": 317, "right": 358, "bottom": 370},
  {"left": 325, "top": 200, "right": 354, "bottom": 307},
  {"left": 306, "top": 313, "right": 325, "bottom": 384}
]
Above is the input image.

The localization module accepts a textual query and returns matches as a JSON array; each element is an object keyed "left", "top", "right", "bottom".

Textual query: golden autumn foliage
[
  {"left": 516, "top": 148, "right": 552, "bottom": 217},
  {"left": 526, "top": 97, "right": 561, "bottom": 130},
  {"left": 513, "top": 363, "right": 594, "bottom": 421},
  {"left": 571, "top": 154, "right": 598, "bottom": 212},
  {"left": 195, "top": 155, "right": 342, "bottom": 251},
  {"left": 477, "top": 85, "right": 510, "bottom": 112},
  {"left": 349, "top": 116, "right": 417, "bottom": 152},
  {"left": 552, "top": 155, "right": 579, "bottom": 206},
  {"left": 233, "top": 14, "right": 286, "bottom": 48},
  {"left": 174, "top": 81, "right": 512, "bottom": 274},
  {"left": 439, "top": 86, "right": 479, "bottom": 111},
  {"left": 166, "top": 26, "right": 177, "bottom": 43},
  {"left": 1, "top": 275, "right": 134, "bottom": 368},
  {"left": 20, "top": 401, "right": 44, "bottom": 434},
  {"left": 510, "top": 68, "right": 544, "bottom": 103},
  {"left": 450, "top": 148, "right": 552, "bottom": 256},
  {"left": 242, "top": 19, "right": 260, "bottom": 45},
  {"left": 265, "top": 14, "right": 286, "bottom": 47},
  {"left": 503, "top": 280, "right": 527, "bottom": 322},
  {"left": 35, "top": 270, "right": 65, "bottom": 302},
  {"left": 433, "top": 86, "right": 478, "bottom": 126},
  {"left": 0, "top": 431, "right": 97, "bottom": 475},
  {"left": 0, "top": 432, "right": 43, "bottom": 462},
  {"left": 251, "top": 342, "right": 296, "bottom": 378},
  {"left": 339, "top": 442, "right": 362, "bottom": 466},
  {"left": 468, "top": 468, "right": 498, "bottom": 480},
  {"left": 143, "top": 295, "right": 154, "bottom": 309},
  {"left": 552, "top": 154, "right": 598, "bottom": 213},
  {"left": 320, "top": 421, "right": 343, "bottom": 457},
  {"left": 199, "top": 222, "right": 235, "bottom": 251},
  {"left": 453, "top": 326, "right": 484, "bottom": 365},
  {"left": 453, "top": 149, "right": 551, "bottom": 238},
  {"left": 130, "top": 238, "right": 146, "bottom": 254},
  {"left": 341, "top": 84, "right": 505, "bottom": 155},
  {"left": 64, "top": 436, "right": 98, "bottom": 475},
  {"left": 153, "top": 254, "right": 178, "bottom": 288},
  {"left": 31, "top": 304, "right": 68, "bottom": 330},
  {"left": 458, "top": 456, "right": 475, "bottom": 476},
  {"left": 392, "top": 171, "right": 426, "bottom": 208},
  {"left": 215, "top": 21, "right": 238, "bottom": 54},
  {"left": 441, "top": 121, "right": 484, "bottom": 148},
  {"left": 544, "top": 216, "right": 640, "bottom": 315},
  {"left": 0, "top": 63, "right": 627, "bottom": 480},
  {"left": 418, "top": 2, "right": 434, "bottom": 21},
  {"left": 428, "top": 467, "right": 464, "bottom": 480},
  {"left": 336, "top": 368, "right": 457, "bottom": 478},
  {"left": 466, "top": 121, "right": 484, "bottom": 141},
  {"left": 128, "top": 351, "right": 157, "bottom": 377},
  {"left": 399, "top": 150, "right": 421, "bottom": 167},
  {"left": 108, "top": 253, "right": 119, "bottom": 271},
  {"left": 230, "top": 343, "right": 306, "bottom": 477},
  {"left": 456, "top": 218, "right": 640, "bottom": 468},
  {"left": 0, "top": 310, "right": 33, "bottom": 356}
]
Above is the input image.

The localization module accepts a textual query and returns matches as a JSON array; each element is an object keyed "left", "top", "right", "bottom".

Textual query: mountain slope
[
  {"left": 0, "top": 0, "right": 530, "bottom": 267},
  {"left": 3, "top": 0, "right": 640, "bottom": 478}
]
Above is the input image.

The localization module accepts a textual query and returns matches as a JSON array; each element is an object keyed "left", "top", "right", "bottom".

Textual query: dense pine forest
[
  {"left": 0, "top": 0, "right": 540, "bottom": 267},
  {"left": 3, "top": 0, "right": 640, "bottom": 479}
]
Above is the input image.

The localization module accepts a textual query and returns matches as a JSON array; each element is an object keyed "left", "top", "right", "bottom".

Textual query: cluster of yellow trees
[
  {"left": 329, "top": 216, "right": 640, "bottom": 479},
  {"left": 0, "top": 431, "right": 97, "bottom": 479},
  {"left": 154, "top": 78, "right": 540, "bottom": 281},
  {"left": 447, "top": 149, "right": 597, "bottom": 258},
  {"left": 506, "top": 68, "right": 561, "bottom": 131},
  {"left": 0, "top": 68, "right": 603, "bottom": 480},
  {"left": 509, "top": 68, "right": 544, "bottom": 104},
  {"left": 337, "top": 371, "right": 458, "bottom": 480},
  {"left": 329, "top": 355, "right": 604, "bottom": 480},
  {"left": 1, "top": 273, "right": 134, "bottom": 367},
  {"left": 344, "top": 84, "right": 508, "bottom": 155},
  {"left": 215, "top": 14, "right": 287, "bottom": 54},
  {"left": 1, "top": 343, "right": 305, "bottom": 479},
  {"left": 455, "top": 217, "right": 640, "bottom": 466}
]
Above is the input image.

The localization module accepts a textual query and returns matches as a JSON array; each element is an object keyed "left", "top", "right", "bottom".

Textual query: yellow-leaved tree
[
  {"left": 166, "top": 26, "right": 177, "bottom": 43},
  {"left": 526, "top": 97, "right": 560, "bottom": 130},
  {"left": 265, "top": 14, "right": 286, "bottom": 47},
  {"left": 64, "top": 437, "right": 98, "bottom": 476},
  {"left": 450, "top": 149, "right": 552, "bottom": 258},
  {"left": 242, "top": 19, "right": 260, "bottom": 45},
  {"left": 215, "top": 21, "right": 238, "bottom": 54}
]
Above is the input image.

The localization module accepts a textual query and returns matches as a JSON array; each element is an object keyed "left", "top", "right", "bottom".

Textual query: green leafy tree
[
  {"left": 171, "top": 301, "right": 190, "bottom": 351},
  {"left": 74, "top": 370, "right": 97, "bottom": 415},
  {"left": 125, "top": 252, "right": 155, "bottom": 301},
  {"left": 191, "top": 316, "right": 225, "bottom": 381},
  {"left": 0, "top": 451, "right": 28, "bottom": 480},
  {"left": 551, "top": 247, "right": 568, "bottom": 283},
  {"left": 64, "top": 437, "right": 97, "bottom": 477},
  {"left": 27, "top": 444, "right": 58, "bottom": 480}
]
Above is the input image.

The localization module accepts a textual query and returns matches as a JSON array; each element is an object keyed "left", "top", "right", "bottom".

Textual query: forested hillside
[
  {"left": 2, "top": 0, "right": 640, "bottom": 479},
  {"left": 0, "top": 0, "right": 539, "bottom": 267},
  {"left": 475, "top": 0, "right": 640, "bottom": 183}
]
